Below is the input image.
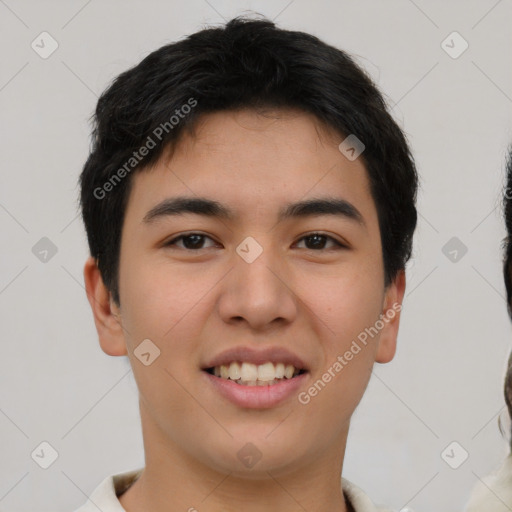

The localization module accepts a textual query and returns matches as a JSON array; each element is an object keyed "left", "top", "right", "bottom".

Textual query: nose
[{"left": 216, "top": 240, "right": 298, "bottom": 332}]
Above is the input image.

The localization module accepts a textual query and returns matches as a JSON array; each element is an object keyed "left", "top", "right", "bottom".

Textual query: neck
[{"left": 119, "top": 402, "right": 351, "bottom": 512}]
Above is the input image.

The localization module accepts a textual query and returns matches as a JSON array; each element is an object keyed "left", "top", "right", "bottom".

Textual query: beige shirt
[{"left": 74, "top": 468, "right": 395, "bottom": 512}]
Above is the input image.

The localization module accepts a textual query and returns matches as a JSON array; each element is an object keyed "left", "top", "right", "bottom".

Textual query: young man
[
  {"left": 465, "top": 149, "right": 512, "bottom": 511},
  {"left": 77, "top": 16, "right": 418, "bottom": 512}
]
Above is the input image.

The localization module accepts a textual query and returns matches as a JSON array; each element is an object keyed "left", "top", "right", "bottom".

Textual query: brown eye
[
  {"left": 164, "top": 233, "right": 218, "bottom": 250},
  {"left": 295, "top": 233, "right": 346, "bottom": 250}
]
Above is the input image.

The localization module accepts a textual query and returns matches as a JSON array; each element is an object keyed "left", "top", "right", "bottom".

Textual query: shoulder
[{"left": 464, "top": 453, "right": 512, "bottom": 511}]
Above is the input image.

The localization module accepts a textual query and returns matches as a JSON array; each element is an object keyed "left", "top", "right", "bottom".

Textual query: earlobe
[
  {"left": 83, "top": 256, "right": 128, "bottom": 356},
  {"left": 375, "top": 269, "right": 406, "bottom": 364}
]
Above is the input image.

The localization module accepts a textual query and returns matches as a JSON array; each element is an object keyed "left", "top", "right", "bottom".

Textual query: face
[{"left": 85, "top": 108, "right": 405, "bottom": 478}]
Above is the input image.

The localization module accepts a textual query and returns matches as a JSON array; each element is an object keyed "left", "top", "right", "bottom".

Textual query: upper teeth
[{"left": 213, "top": 362, "right": 300, "bottom": 383}]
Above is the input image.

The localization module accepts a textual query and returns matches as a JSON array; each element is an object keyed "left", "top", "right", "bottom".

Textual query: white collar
[{"left": 74, "top": 468, "right": 394, "bottom": 512}]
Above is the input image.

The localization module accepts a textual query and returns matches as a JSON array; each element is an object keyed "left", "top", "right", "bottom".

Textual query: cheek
[
  {"left": 118, "top": 260, "right": 206, "bottom": 417},
  {"left": 299, "top": 276, "right": 380, "bottom": 419},
  {"left": 117, "top": 262, "right": 210, "bottom": 404},
  {"left": 119, "top": 256, "right": 209, "bottom": 338},
  {"left": 303, "top": 264, "right": 384, "bottom": 343}
]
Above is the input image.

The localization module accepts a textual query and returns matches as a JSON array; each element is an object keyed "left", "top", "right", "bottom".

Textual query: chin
[{"left": 200, "top": 438, "right": 308, "bottom": 478}]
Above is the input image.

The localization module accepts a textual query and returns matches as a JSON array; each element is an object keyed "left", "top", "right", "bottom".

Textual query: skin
[{"left": 84, "top": 108, "right": 406, "bottom": 512}]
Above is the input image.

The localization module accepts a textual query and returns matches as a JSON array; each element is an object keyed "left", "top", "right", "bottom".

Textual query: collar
[{"left": 74, "top": 468, "right": 394, "bottom": 512}]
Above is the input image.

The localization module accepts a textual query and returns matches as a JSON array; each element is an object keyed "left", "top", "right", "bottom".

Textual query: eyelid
[
  {"left": 163, "top": 231, "right": 219, "bottom": 249},
  {"left": 163, "top": 231, "right": 348, "bottom": 250},
  {"left": 294, "top": 232, "right": 348, "bottom": 250}
]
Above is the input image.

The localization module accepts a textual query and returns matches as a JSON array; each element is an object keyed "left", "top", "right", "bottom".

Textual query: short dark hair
[
  {"left": 503, "top": 147, "right": 512, "bottom": 312},
  {"left": 79, "top": 15, "right": 418, "bottom": 306},
  {"left": 501, "top": 146, "right": 512, "bottom": 441}
]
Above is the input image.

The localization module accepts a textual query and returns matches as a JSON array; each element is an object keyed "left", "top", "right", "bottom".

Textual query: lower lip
[{"left": 202, "top": 370, "right": 309, "bottom": 409}]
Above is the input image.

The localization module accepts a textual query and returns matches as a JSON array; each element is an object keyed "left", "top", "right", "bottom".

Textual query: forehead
[
  {"left": 174, "top": 108, "right": 346, "bottom": 166},
  {"left": 125, "top": 108, "right": 378, "bottom": 230}
]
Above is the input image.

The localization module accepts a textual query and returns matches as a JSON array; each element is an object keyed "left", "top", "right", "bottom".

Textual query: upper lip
[{"left": 202, "top": 346, "right": 309, "bottom": 371}]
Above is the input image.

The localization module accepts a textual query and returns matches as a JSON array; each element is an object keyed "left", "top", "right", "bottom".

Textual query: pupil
[
  {"left": 307, "top": 235, "right": 325, "bottom": 249},
  {"left": 184, "top": 234, "right": 203, "bottom": 249}
]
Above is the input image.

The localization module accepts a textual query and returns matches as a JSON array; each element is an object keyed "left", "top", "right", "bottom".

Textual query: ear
[
  {"left": 83, "top": 256, "right": 127, "bottom": 356},
  {"left": 375, "top": 269, "right": 406, "bottom": 364}
]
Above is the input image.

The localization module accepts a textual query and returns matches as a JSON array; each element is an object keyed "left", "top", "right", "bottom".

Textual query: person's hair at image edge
[
  {"left": 501, "top": 145, "right": 512, "bottom": 448},
  {"left": 78, "top": 14, "right": 418, "bottom": 308}
]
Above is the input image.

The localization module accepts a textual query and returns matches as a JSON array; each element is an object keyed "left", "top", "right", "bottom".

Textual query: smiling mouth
[{"left": 204, "top": 361, "right": 307, "bottom": 386}]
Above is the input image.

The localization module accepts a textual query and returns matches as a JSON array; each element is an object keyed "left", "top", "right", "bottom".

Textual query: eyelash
[{"left": 163, "top": 232, "right": 347, "bottom": 251}]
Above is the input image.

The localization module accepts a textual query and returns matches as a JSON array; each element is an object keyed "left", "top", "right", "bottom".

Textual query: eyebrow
[{"left": 142, "top": 196, "right": 366, "bottom": 227}]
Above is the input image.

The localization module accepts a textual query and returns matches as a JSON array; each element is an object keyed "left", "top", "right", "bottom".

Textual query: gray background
[{"left": 1, "top": 1, "right": 512, "bottom": 511}]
